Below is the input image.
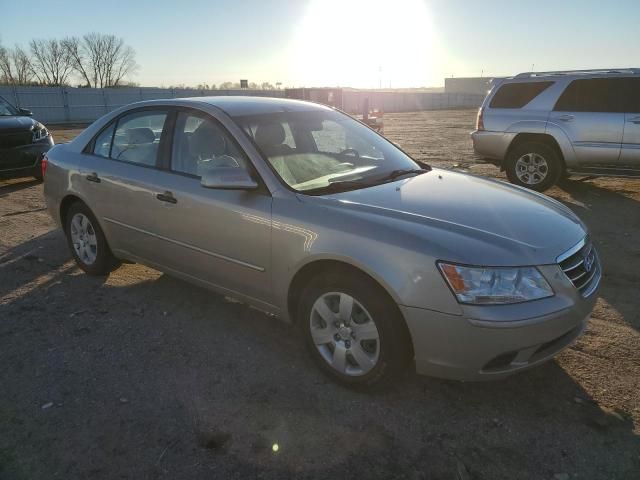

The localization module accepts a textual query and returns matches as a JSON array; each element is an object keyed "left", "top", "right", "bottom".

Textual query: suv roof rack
[{"left": 514, "top": 68, "right": 640, "bottom": 78}]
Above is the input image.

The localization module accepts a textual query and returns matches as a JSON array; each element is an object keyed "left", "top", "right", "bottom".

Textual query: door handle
[
  {"left": 156, "top": 191, "right": 177, "bottom": 204},
  {"left": 85, "top": 172, "right": 101, "bottom": 183},
  {"left": 558, "top": 114, "right": 574, "bottom": 122}
]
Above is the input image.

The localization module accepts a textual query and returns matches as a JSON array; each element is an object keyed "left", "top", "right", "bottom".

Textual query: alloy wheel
[{"left": 515, "top": 153, "right": 549, "bottom": 185}]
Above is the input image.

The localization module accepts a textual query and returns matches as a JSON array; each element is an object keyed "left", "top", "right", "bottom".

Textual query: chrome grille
[{"left": 557, "top": 238, "right": 601, "bottom": 297}]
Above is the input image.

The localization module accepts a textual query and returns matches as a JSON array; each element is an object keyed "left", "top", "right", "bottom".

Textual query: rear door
[
  {"left": 78, "top": 107, "right": 173, "bottom": 264},
  {"left": 620, "top": 77, "right": 640, "bottom": 168},
  {"left": 549, "top": 77, "right": 625, "bottom": 166}
]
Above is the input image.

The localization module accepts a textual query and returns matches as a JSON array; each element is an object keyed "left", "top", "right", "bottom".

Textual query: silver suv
[{"left": 472, "top": 68, "right": 640, "bottom": 191}]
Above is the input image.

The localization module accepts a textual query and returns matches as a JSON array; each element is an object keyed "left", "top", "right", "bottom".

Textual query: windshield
[
  {"left": 0, "top": 96, "right": 19, "bottom": 116},
  {"left": 233, "top": 110, "right": 424, "bottom": 194}
]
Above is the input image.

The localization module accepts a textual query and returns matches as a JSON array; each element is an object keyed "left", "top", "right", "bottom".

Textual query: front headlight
[
  {"left": 438, "top": 262, "right": 554, "bottom": 305},
  {"left": 32, "top": 124, "right": 49, "bottom": 142}
]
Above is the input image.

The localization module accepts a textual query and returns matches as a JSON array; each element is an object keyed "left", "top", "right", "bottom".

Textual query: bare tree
[
  {"left": 64, "top": 33, "right": 137, "bottom": 88},
  {"left": 0, "top": 41, "right": 34, "bottom": 85},
  {"left": 61, "top": 36, "right": 92, "bottom": 87},
  {"left": 261, "top": 82, "right": 275, "bottom": 90},
  {"left": 30, "top": 38, "right": 74, "bottom": 85},
  {"left": 12, "top": 46, "right": 33, "bottom": 85}
]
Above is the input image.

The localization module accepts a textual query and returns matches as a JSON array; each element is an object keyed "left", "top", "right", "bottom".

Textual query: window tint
[
  {"left": 625, "top": 78, "right": 640, "bottom": 113},
  {"left": 171, "top": 112, "right": 250, "bottom": 177},
  {"left": 489, "top": 81, "right": 553, "bottom": 109},
  {"left": 554, "top": 78, "right": 626, "bottom": 113},
  {"left": 92, "top": 123, "right": 115, "bottom": 158},
  {"left": 110, "top": 110, "right": 168, "bottom": 166}
]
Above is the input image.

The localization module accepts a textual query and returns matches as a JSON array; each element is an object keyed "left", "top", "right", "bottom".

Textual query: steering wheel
[{"left": 339, "top": 148, "right": 360, "bottom": 158}]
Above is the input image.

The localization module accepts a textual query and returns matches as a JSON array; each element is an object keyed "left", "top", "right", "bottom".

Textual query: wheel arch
[
  {"left": 503, "top": 133, "right": 566, "bottom": 172},
  {"left": 287, "top": 258, "right": 400, "bottom": 322},
  {"left": 286, "top": 258, "right": 415, "bottom": 360},
  {"left": 59, "top": 194, "right": 85, "bottom": 227}
]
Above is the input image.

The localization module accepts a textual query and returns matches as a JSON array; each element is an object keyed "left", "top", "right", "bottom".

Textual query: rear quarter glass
[{"left": 489, "top": 81, "right": 554, "bottom": 109}]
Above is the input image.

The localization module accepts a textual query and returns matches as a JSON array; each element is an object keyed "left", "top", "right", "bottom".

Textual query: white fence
[
  {"left": 342, "top": 90, "right": 484, "bottom": 114},
  {"left": 0, "top": 86, "right": 284, "bottom": 124},
  {"left": 0, "top": 86, "right": 484, "bottom": 124}
]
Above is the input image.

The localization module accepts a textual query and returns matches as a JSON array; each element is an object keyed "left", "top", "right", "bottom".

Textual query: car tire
[
  {"left": 505, "top": 141, "right": 562, "bottom": 192},
  {"left": 64, "top": 202, "right": 119, "bottom": 275},
  {"left": 298, "top": 270, "right": 411, "bottom": 389}
]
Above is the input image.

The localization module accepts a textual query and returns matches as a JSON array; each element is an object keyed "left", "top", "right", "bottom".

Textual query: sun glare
[{"left": 289, "top": 0, "right": 440, "bottom": 88}]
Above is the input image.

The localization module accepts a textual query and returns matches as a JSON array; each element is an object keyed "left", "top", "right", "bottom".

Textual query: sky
[{"left": 1, "top": 0, "right": 639, "bottom": 88}]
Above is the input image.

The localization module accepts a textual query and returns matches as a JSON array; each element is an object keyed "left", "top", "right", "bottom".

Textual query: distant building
[{"left": 445, "top": 77, "right": 501, "bottom": 95}]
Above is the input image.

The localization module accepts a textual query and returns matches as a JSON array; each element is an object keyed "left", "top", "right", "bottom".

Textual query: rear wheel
[
  {"left": 298, "top": 270, "right": 411, "bottom": 389},
  {"left": 505, "top": 141, "right": 562, "bottom": 191},
  {"left": 64, "top": 202, "right": 119, "bottom": 275}
]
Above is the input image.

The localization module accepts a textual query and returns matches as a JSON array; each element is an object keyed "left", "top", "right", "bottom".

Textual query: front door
[{"left": 143, "top": 109, "right": 273, "bottom": 305}]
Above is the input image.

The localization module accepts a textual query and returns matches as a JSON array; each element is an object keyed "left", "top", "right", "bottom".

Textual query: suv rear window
[
  {"left": 489, "top": 81, "right": 553, "bottom": 109},
  {"left": 554, "top": 78, "right": 627, "bottom": 113}
]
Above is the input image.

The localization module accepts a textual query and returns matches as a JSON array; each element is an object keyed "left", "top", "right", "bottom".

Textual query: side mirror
[
  {"left": 200, "top": 167, "right": 259, "bottom": 190},
  {"left": 19, "top": 108, "right": 32, "bottom": 116}
]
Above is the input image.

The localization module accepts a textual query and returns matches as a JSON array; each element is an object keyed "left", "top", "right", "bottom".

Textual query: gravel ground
[{"left": 0, "top": 110, "right": 638, "bottom": 479}]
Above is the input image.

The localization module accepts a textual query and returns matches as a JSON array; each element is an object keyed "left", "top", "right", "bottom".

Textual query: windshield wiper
[
  {"left": 303, "top": 179, "right": 372, "bottom": 195},
  {"left": 376, "top": 168, "right": 430, "bottom": 182}
]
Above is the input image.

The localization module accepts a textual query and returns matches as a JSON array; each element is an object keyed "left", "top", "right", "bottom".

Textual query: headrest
[
  {"left": 126, "top": 128, "right": 155, "bottom": 145},
  {"left": 254, "top": 122, "right": 286, "bottom": 147},
  {"left": 190, "top": 122, "right": 226, "bottom": 158}
]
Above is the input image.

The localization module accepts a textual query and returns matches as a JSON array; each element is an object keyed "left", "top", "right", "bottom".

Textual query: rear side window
[
  {"left": 554, "top": 78, "right": 626, "bottom": 113},
  {"left": 90, "top": 109, "right": 168, "bottom": 167},
  {"left": 489, "top": 81, "right": 553, "bottom": 109}
]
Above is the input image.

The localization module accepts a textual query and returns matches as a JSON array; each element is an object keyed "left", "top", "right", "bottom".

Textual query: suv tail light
[
  {"left": 41, "top": 154, "right": 48, "bottom": 178},
  {"left": 476, "top": 107, "right": 485, "bottom": 131}
]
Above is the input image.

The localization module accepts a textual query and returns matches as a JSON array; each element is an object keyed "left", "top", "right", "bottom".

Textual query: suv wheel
[
  {"left": 298, "top": 270, "right": 410, "bottom": 389},
  {"left": 64, "top": 202, "right": 119, "bottom": 275},
  {"left": 505, "top": 141, "right": 562, "bottom": 191}
]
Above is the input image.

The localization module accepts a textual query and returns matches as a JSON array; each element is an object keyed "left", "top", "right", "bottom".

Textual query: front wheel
[
  {"left": 505, "top": 142, "right": 562, "bottom": 192},
  {"left": 64, "top": 202, "right": 119, "bottom": 275},
  {"left": 298, "top": 271, "right": 411, "bottom": 389}
]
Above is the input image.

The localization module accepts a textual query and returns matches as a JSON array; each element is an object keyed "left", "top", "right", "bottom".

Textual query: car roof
[{"left": 175, "top": 95, "right": 333, "bottom": 116}]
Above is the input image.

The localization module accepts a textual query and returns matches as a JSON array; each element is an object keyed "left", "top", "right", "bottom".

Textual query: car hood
[
  {"left": 0, "top": 115, "right": 37, "bottom": 132},
  {"left": 307, "top": 169, "right": 586, "bottom": 266}
]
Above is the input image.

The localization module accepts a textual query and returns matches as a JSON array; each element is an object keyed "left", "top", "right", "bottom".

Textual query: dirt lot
[{"left": 1, "top": 110, "right": 638, "bottom": 479}]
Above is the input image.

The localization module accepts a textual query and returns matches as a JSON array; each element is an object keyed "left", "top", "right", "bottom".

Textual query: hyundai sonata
[{"left": 43, "top": 97, "right": 600, "bottom": 388}]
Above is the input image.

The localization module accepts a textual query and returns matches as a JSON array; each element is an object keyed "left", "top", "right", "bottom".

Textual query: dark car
[{"left": 0, "top": 95, "right": 54, "bottom": 180}]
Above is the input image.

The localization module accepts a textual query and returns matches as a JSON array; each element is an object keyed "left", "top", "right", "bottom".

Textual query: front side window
[
  {"left": 0, "top": 96, "right": 18, "bottom": 116},
  {"left": 171, "top": 111, "right": 250, "bottom": 177},
  {"left": 234, "top": 110, "right": 421, "bottom": 194},
  {"left": 102, "top": 110, "right": 168, "bottom": 166},
  {"left": 489, "top": 81, "right": 554, "bottom": 109},
  {"left": 554, "top": 78, "right": 626, "bottom": 113}
]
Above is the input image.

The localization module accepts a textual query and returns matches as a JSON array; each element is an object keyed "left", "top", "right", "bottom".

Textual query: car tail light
[
  {"left": 476, "top": 107, "right": 485, "bottom": 131},
  {"left": 41, "top": 154, "right": 48, "bottom": 178}
]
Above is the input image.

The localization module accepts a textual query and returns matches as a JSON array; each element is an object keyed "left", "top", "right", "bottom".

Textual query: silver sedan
[{"left": 43, "top": 97, "right": 600, "bottom": 388}]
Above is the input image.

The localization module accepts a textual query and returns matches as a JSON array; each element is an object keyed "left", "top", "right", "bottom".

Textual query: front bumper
[
  {"left": 402, "top": 264, "right": 599, "bottom": 381},
  {"left": 0, "top": 136, "right": 54, "bottom": 173},
  {"left": 471, "top": 130, "right": 515, "bottom": 163}
]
